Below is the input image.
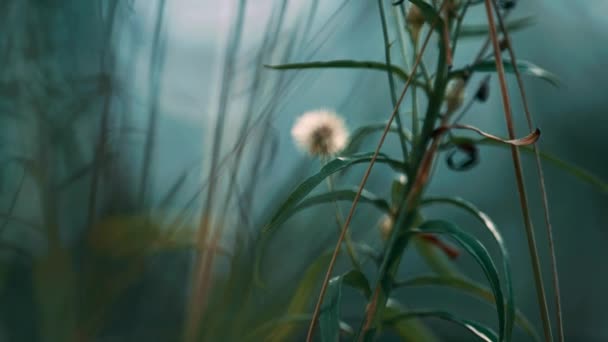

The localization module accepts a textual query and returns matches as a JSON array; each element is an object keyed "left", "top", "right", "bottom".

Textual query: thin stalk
[
  {"left": 483, "top": 1, "right": 553, "bottom": 341},
  {"left": 491, "top": 3, "right": 564, "bottom": 341},
  {"left": 450, "top": 0, "right": 471, "bottom": 56},
  {"left": 304, "top": 12, "right": 438, "bottom": 342},
  {"left": 358, "top": 3, "right": 451, "bottom": 339},
  {"left": 378, "top": 0, "right": 409, "bottom": 160},
  {"left": 411, "top": 38, "right": 420, "bottom": 150},
  {"left": 325, "top": 170, "right": 362, "bottom": 272}
]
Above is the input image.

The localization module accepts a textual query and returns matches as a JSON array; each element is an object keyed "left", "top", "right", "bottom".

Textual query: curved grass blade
[
  {"left": 453, "top": 136, "right": 608, "bottom": 193},
  {"left": 384, "top": 309, "right": 498, "bottom": 342},
  {"left": 395, "top": 275, "right": 539, "bottom": 342},
  {"left": 411, "top": 220, "right": 511, "bottom": 341},
  {"left": 460, "top": 16, "right": 536, "bottom": 38},
  {"left": 420, "top": 197, "right": 514, "bottom": 341},
  {"left": 266, "top": 60, "right": 410, "bottom": 84},
  {"left": 262, "top": 153, "right": 406, "bottom": 235},
  {"left": 456, "top": 59, "right": 559, "bottom": 87},
  {"left": 295, "top": 189, "right": 390, "bottom": 216}
]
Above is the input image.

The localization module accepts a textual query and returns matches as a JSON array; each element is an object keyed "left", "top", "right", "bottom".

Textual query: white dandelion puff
[{"left": 291, "top": 109, "right": 349, "bottom": 157}]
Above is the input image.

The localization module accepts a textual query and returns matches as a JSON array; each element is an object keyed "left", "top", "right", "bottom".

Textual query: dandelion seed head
[{"left": 291, "top": 109, "right": 349, "bottom": 157}]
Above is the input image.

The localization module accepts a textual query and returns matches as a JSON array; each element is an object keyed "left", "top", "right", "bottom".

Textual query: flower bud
[
  {"left": 445, "top": 77, "right": 466, "bottom": 113},
  {"left": 379, "top": 214, "right": 394, "bottom": 241},
  {"left": 406, "top": 4, "right": 425, "bottom": 41},
  {"left": 475, "top": 79, "right": 490, "bottom": 102}
]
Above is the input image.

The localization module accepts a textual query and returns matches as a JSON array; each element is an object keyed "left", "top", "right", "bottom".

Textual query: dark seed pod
[
  {"left": 499, "top": 38, "right": 510, "bottom": 51},
  {"left": 475, "top": 79, "right": 490, "bottom": 102},
  {"left": 446, "top": 143, "right": 479, "bottom": 171},
  {"left": 500, "top": 0, "right": 517, "bottom": 10}
]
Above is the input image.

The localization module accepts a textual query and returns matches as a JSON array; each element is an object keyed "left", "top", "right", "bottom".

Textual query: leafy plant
[{"left": 254, "top": 1, "right": 606, "bottom": 341}]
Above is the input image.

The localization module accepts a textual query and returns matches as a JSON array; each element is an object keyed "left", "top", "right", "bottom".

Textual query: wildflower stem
[
  {"left": 483, "top": 1, "right": 553, "bottom": 341},
  {"left": 491, "top": 3, "right": 564, "bottom": 341},
  {"left": 378, "top": 0, "right": 409, "bottom": 161}
]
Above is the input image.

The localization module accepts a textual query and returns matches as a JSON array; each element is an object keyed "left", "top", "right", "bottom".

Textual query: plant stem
[
  {"left": 378, "top": 0, "right": 409, "bottom": 161},
  {"left": 490, "top": 3, "right": 564, "bottom": 341},
  {"left": 482, "top": 1, "right": 553, "bottom": 341}
]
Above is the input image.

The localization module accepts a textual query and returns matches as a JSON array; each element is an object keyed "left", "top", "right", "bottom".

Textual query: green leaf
[
  {"left": 420, "top": 197, "right": 515, "bottom": 341},
  {"left": 459, "top": 59, "right": 559, "bottom": 87},
  {"left": 320, "top": 276, "right": 343, "bottom": 342},
  {"left": 343, "top": 123, "right": 412, "bottom": 156},
  {"left": 451, "top": 136, "right": 608, "bottom": 193},
  {"left": 395, "top": 275, "right": 540, "bottom": 342},
  {"left": 262, "top": 152, "right": 406, "bottom": 236},
  {"left": 460, "top": 16, "right": 536, "bottom": 38},
  {"left": 384, "top": 308, "right": 498, "bottom": 342},
  {"left": 266, "top": 60, "right": 411, "bottom": 84},
  {"left": 294, "top": 189, "right": 390, "bottom": 219},
  {"left": 410, "top": 220, "right": 510, "bottom": 341}
]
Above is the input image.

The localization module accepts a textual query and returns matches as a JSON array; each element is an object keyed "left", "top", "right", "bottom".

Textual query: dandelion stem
[{"left": 483, "top": 1, "right": 553, "bottom": 341}]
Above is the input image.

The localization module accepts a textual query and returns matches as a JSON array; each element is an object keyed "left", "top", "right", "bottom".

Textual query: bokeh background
[{"left": 0, "top": 0, "right": 606, "bottom": 341}]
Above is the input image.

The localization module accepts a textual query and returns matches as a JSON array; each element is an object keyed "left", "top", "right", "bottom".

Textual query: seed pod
[
  {"left": 445, "top": 77, "right": 466, "bottom": 113},
  {"left": 475, "top": 79, "right": 490, "bottom": 102},
  {"left": 500, "top": 0, "right": 516, "bottom": 10},
  {"left": 406, "top": 4, "right": 425, "bottom": 41}
]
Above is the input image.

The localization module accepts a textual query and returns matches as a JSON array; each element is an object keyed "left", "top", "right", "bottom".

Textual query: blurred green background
[{"left": 0, "top": 0, "right": 606, "bottom": 341}]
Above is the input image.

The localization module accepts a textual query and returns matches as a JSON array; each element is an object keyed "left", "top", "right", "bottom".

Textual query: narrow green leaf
[
  {"left": 458, "top": 59, "right": 559, "bottom": 87},
  {"left": 266, "top": 60, "right": 410, "bottom": 83},
  {"left": 262, "top": 152, "right": 406, "bottom": 235},
  {"left": 411, "top": 220, "right": 509, "bottom": 341},
  {"left": 460, "top": 16, "right": 536, "bottom": 38},
  {"left": 384, "top": 309, "right": 498, "bottom": 342},
  {"left": 320, "top": 276, "right": 343, "bottom": 342},
  {"left": 246, "top": 314, "right": 353, "bottom": 342},
  {"left": 395, "top": 275, "right": 540, "bottom": 342},
  {"left": 419, "top": 197, "right": 515, "bottom": 341},
  {"left": 294, "top": 189, "right": 390, "bottom": 219}
]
